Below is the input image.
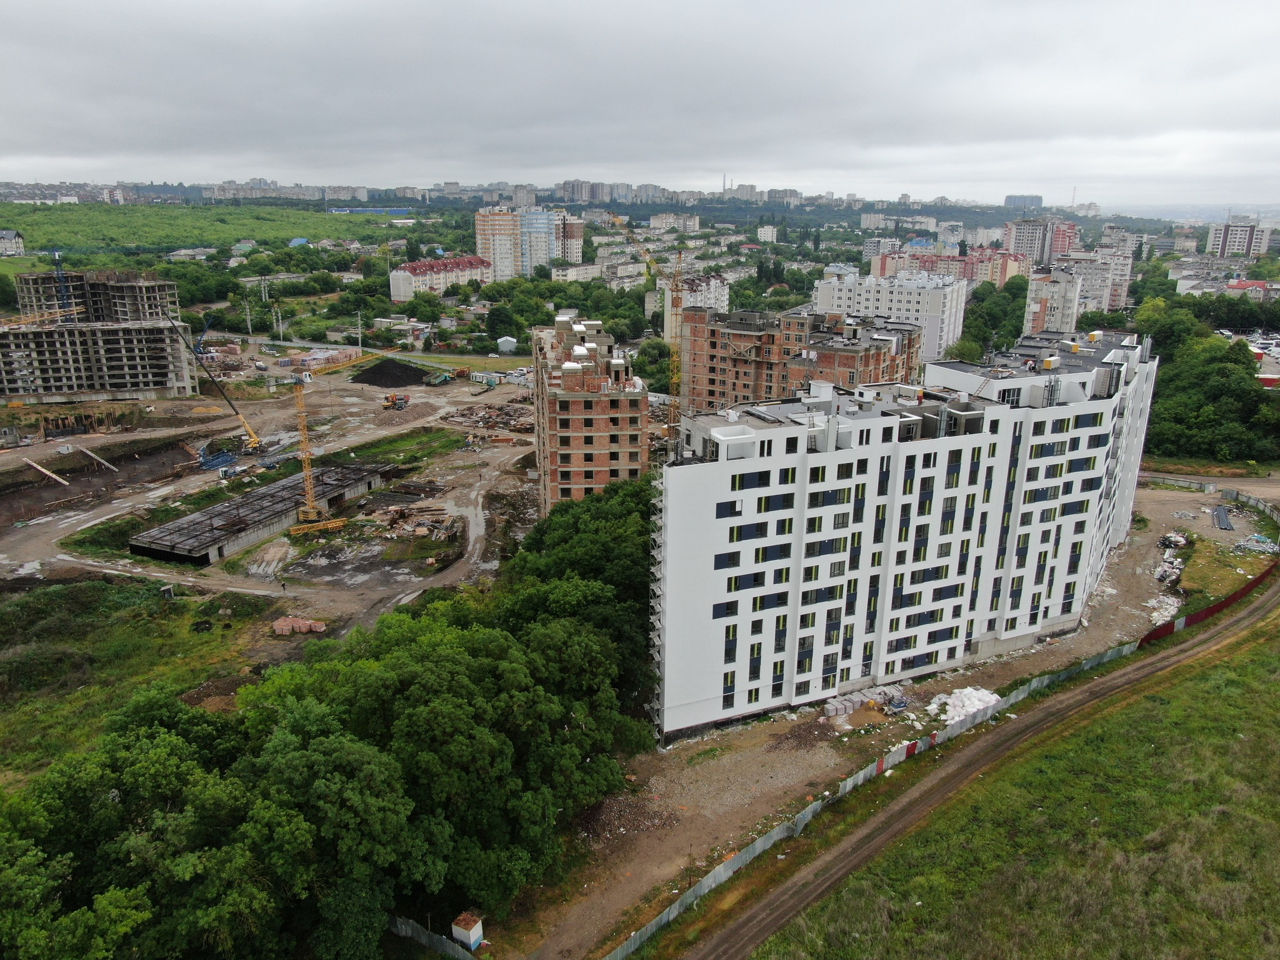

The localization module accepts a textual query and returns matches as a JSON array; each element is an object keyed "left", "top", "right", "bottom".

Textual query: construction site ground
[
  {"left": 0, "top": 372, "right": 542, "bottom": 638},
  {"left": 500, "top": 478, "right": 1280, "bottom": 960}
]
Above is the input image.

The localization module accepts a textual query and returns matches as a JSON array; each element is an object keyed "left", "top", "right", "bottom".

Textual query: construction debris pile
[
  {"left": 925, "top": 687, "right": 1001, "bottom": 724},
  {"left": 374, "top": 501, "right": 463, "bottom": 543},
  {"left": 1234, "top": 533, "right": 1280, "bottom": 555},
  {"left": 1144, "top": 595, "right": 1183, "bottom": 624},
  {"left": 1155, "top": 533, "right": 1189, "bottom": 584},
  {"left": 823, "top": 684, "right": 908, "bottom": 717},
  {"left": 443, "top": 403, "right": 534, "bottom": 434}
]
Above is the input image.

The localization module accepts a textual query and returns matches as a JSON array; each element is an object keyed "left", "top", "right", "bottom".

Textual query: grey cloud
[{"left": 2, "top": 0, "right": 1278, "bottom": 204}]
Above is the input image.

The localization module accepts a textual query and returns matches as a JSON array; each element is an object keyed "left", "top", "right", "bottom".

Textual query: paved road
[{"left": 682, "top": 565, "right": 1280, "bottom": 960}]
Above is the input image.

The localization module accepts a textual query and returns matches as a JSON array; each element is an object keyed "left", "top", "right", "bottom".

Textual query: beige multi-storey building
[
  {"left": 474, "top": 207, "right": 522, "bottom": 281},
  {"left": 871, "top": 249, "right": 1030, "bottom": 287},
  {"left": 476, "top": 207, "right": 585, "bottom": 281},
  {"left": 532, "top": 317, "right": 650, "bottom": 514}
]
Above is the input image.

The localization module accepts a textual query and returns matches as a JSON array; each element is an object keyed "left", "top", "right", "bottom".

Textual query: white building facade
[
  {"left": 814, "top": 270, "right": 966, "bottom": 362},
  {"left": 1205, "top": 217, "right": 1272, "bottom": 258},
  {"left": 389, "top": 256, "right": 493, "bottom": 302},
  {"left": 651, "top": 330, "right": 1156, "bottom": 738}
]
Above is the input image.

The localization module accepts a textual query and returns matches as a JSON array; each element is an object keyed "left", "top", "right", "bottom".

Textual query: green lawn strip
[
  {"left": 319, "top": 426, "right": 466, "bottom": 467},
  {"left": 0, "top": 582, "right": 275, "bottom": 782},
  {"left": 753, "top": 625, "right": 1280, "bottom": 959}
]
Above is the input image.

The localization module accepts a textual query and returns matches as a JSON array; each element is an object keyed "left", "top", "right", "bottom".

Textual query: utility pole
[
  {"left": 357, "top": 310, "right": 362, "bottom": 351},
  {"left": 242, "top": 293, "right": 253, "bottom": 336}
]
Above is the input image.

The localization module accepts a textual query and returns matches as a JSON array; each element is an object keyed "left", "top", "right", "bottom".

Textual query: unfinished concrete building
[
  {"left": 129, "top": 464, "right": 388, "bottom": 565},
  {"left": 6, "top": 270, "right": 197, "bottom": 402},
  {"left": 680, "top": 307, "right": 922, "bottom": 415},
  {"left": 532, "top": 317, "right": 649, "bottom": 514}
]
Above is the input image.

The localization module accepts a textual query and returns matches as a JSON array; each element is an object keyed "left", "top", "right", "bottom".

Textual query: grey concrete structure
[{"left": 129, "top": 464, "right": 388, "bottom": 565}]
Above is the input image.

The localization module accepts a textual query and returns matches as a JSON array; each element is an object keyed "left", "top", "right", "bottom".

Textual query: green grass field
[
  {"left": 319, "top": 426, "right": 466, "bottom": 467},
  {"left": 754, "top": 630, "right": 1280, "bottom": 960},
  {"left": 0, "top": 581, "right": 276, "bottom": 786},
  {"left": 0, "top": 203, "right": 397, "bottom": 253}
]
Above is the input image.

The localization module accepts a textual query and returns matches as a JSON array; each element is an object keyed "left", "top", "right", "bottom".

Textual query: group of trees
[
  {"left": 1, "top": 481, "right": 655, "bottom": 960},
  {"left": 730, "top": 261, "right": 824, "bottom": 313},
  {"left": 946, "top": 275, "right": 1030, "bottom": 362},
  {"left": 1136, "top": 296, "right": 1280, "bottom": 462}
]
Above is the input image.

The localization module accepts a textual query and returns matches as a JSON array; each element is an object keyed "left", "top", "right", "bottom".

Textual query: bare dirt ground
[{"left": 504, "top": 480, "right": 1277, "bottom": 960}]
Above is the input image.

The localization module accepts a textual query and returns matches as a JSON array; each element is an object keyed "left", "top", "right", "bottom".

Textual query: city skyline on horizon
[{"left": 3, "top": 1, "right": 1279, "bottom": 210}]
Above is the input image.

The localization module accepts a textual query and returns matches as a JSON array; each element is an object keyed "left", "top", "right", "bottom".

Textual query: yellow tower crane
[
  {"left": 292, "top": 372, "right": 321, "bottom": 522},
  {"left": 610, "top": 214, "right": 686, "bottom": 430},
  {"left": 288, "top": 371, "right": 350, "bottom": 535}
]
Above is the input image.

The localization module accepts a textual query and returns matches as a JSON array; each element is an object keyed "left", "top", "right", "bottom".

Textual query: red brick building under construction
[
  {"left": 532, "top": 317, "right": 649, "bottom": 514},
  {"left": 680, "top": 306, "right": 921, "bottom": 414}
]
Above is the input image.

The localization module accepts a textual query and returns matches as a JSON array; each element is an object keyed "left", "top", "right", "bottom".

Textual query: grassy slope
[
  {"left": 0, "top": 582, "right": 275, "bottom": 786},
  {"left": 754, "top": 630, "right": 1280, "bottom": 960}
]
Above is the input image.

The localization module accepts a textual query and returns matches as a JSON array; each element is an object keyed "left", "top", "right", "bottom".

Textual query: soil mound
[{"left": 350, "top": 358, "right": 430, "bottom": 388}]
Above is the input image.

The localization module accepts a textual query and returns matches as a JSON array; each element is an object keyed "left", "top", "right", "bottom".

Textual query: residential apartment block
[
  {"left": 1205, "top": 217, "right": 1272, "bottom": 259},
  {"left": 1002, "top": 218, "right": 1079, "bottom": 264},
  {"left": 651, "top": 330, "right": 1156, "bottom": 737},
  {"left": 679, "top": 307, "right": 920, "bottom": 414},
  {"left": 1023, "top": 269, "right": 1082, "bottom": 336},
  {"left": 532, "top": 317, "right": 650, "bottom": 514},
  {"left": 757, "top": 225, "right": 778, "bottom": 243},
  {"left": 871, "top": 248, "right": 1031, "bottom": 288},
  {"left": 659, "top": 273, "right": 729, "bottom": 340},
  {"left": 475, "top": 207, "right": 585, "bottom": 281},
  {"left": 1054, "top": 248, "right": 1132, "bottom": 313},
  {"left": 650, "top": 213, "right": 700, "bottom": 233},
  {"left": 813, "top": 267, "right": 965, "bottom": 362},
  {"left": 389, "top": 256, "right": 493, "bottom": 302}
]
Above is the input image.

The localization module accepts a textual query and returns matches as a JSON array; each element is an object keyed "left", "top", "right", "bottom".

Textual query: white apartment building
[
  {"left": 1205, "top": 217, "right": 1272, "bottom": 258},
  {"left": 389, "top": 256, "right": 493, "bottom": 302},
  {"left": 650, "top": 213, "right": 700, "bottom": 233},
  {"left": 651, "top": 330, "right": 1156, "bottom": 738},
  {"left": 757, "top": 225, "right": 778, "bottom": 243},
  {"left": 1054, "top": 249, "right": 1132, "bottom": 313},
  {"left": 659, "top": 273, "right": 730, "bottom": 339},
  {"left": 814, "top": 270, "right": 966, "bottom": 362}
]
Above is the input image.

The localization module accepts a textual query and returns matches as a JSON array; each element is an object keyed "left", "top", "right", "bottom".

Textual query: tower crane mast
[{"left": 610, "top": 214, "right": 686, "bottom": 433}]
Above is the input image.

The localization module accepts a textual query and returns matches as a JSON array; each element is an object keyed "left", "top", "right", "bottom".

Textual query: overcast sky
[{"left": 3, "top": 0, "right": 1278, "bottom": 209}]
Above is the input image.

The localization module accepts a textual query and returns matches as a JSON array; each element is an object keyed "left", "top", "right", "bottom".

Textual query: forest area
[{"left": 0, "top": 481, "right": 655, "bottom": 960}]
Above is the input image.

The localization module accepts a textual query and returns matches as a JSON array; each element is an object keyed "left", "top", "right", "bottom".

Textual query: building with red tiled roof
[{"left": 390, "top": 256, "right": 493, "bottom": 301}]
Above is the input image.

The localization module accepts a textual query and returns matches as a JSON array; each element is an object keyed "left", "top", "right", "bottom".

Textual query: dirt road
[{"left": 683, "top": 562, "right": 1280, "bottom": 960}]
